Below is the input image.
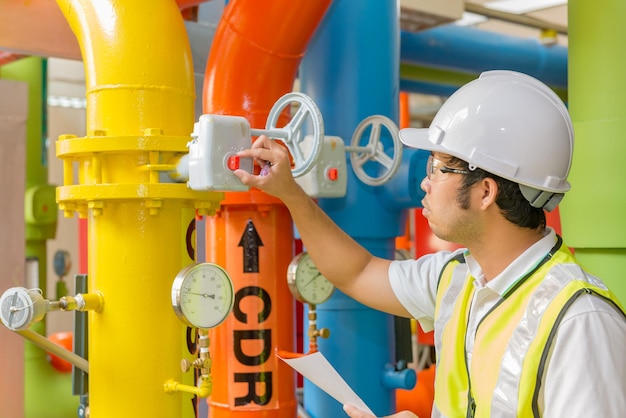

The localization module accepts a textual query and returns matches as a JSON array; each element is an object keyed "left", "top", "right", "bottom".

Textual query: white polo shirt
[{"left": 389, "top": 228, "right": 626, "bottom": 416}]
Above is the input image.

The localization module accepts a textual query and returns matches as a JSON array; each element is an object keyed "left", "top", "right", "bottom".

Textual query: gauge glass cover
[
  {"left": 172, "top": 263, "right": 234, "bottom": 329},
  {"left": 0, "top": 287, "right": 34, "bottom": 330},
  {"left": 287, "top": 252, "right": 334, "bottom": 305}
]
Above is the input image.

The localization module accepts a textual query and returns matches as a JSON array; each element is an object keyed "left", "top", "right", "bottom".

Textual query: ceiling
[
  {"left": 461, "top": 0, "right": 568, "bottom": 45},
  {"left": 6, "top": 0, "right": 569, "bottom": 120},
  {"left": 401, "top": 1, "right": 568, "bottom": 124}
]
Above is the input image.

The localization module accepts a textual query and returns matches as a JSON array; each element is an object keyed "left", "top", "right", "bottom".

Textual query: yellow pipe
[
  {"left": 164, "top": 377, "right": 212, "bottom": 398},
  {"left": 59, "top": 292, "right": 104, "bottom": 312},
  {"left": 164, "top": 330, "right": 212, "bottom": 398},
  {"left": 54, "top": 1, "right": 223, "bottom": 416}
]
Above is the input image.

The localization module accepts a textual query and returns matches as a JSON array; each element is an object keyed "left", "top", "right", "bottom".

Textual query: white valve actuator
[
  {"left": 188, "top": 115, "right": 253, "bottom": 191},
  {"left": 295, "top": 136, "right": 347, "bottom": 198}
]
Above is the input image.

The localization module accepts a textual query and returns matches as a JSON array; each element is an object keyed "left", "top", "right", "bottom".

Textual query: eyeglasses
[{"left": 426, "top": 155, "right": 472, "bottom": 181}]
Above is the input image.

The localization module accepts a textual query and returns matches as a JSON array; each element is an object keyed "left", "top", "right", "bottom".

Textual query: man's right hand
[
  {"left": 234, "top": 134, "right": 406, "bottom": 320},
  {"left": 343, "top": 404, "right": 419, "bottom": 418},
  {"left": 233, "top": 135, "right": 303, "bottom": 203}
]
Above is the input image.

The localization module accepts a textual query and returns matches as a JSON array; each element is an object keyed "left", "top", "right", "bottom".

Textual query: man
[{"left": 234, "top": 71, "right": 626, "bottom": 417}]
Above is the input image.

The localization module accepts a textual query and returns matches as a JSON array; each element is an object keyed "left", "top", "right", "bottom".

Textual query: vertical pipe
[
  {"left": 201, "top": 1, "right": 331, "bottom": 417},
  {"left": 300, "top": 0, "right": 400, "bottom": 416},
  {"left": 395, "top": 92, "right": 412, "bottom": 256},
  {"left": 54, "top": 1, "right": 222, "bottom": 416},
  {"left": 563, "top": 0, "right": 626, "bottom": 303}
]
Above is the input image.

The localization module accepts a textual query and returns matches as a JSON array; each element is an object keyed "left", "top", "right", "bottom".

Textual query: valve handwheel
[
  {"left": 349, "top": 115, "right": 403, "bottom": 186},
  {"left": 258, "top": 92, "right": 324, "bottom": 178}
]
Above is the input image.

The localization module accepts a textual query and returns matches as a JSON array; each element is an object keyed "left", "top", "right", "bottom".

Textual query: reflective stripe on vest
[
  {"left": 432, "top": 254, "right": 471, "bottom": 418},
  {"left": 432, "top": 238, "right": 625, "bottom": 418}
]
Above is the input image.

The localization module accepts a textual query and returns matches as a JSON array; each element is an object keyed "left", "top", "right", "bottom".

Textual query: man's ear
[{"left": 477, "top": 177, "right": 498, "bottom": 210}]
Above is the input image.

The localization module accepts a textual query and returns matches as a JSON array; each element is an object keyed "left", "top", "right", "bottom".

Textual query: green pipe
[
  {"left": 1, "top": 57, "right": 77, "bottom": 417},
  {"left": 400, "top": 63, "right": 476, "bottom": 87},
  {"left": 563, "top": 0, "right": 626, "bottom": 304},
  {"left": 399, "top": 63, "right": 568, "bottom": 101}
]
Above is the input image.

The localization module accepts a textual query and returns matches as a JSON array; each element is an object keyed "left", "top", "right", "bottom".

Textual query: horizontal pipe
[
  {"left": 399, "top": 67, "right": 567, "bottom": 101},
  {"left": 400, "top": 79, "right": 459, "bottom": 97},
  {"left": 400, "top": 63, "right": 475, "bottom": 88},
  {"left": 185, "top": 16, "right": 567, "bottom": 99},
  {"left": 16, "top": 329, "right": 89, "bottom": 373},
  {"left": 401, "top": 25, "right": 567, "bottom": 89}
]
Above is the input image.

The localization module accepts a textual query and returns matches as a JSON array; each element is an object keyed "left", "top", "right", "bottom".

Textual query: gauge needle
[
  {"left": 187, "top": 292, "right": 216, "bottom": 299},
  {"left": 302, "top": 273, "right": 322, "bottom": 289},
  {"left": 8, "top": 291, "right": 18, "bottom": 328}
]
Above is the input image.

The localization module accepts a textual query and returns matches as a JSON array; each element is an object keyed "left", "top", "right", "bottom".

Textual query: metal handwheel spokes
[
  {"left": 347, "top": 115, "right": 403, "bottom": 186},
  {"left": 252, "top": 92, "right": 324, "bottom": 178}
]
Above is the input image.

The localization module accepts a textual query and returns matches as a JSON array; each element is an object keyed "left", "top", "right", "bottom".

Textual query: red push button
[
  {"left": 327, "top": 167, "right": 339, "bottom": 181},
  {"left": 227, "top": 155, "right": 240, "bottom": 170}
]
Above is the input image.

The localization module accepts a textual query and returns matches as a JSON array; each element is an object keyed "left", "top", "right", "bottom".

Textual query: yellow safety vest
[{"left": 431, "top": 236, "right": 625, "bottom": 418}]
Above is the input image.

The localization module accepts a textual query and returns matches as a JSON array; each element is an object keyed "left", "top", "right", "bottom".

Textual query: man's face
[{"left": 420, "top": 152, "right": 481, "bottom": 245}]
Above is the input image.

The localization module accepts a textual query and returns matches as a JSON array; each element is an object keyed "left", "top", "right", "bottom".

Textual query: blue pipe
[
  {"left": 377, "top": 148, "right": 427, "bottom": 212},
  {"left": 399, "top": 79, "right": 460, "bottom": 97},
  {"left": 300, "top": 1, "right": 401, "bottom": 416},
  {"left": 400, "top": 24, "right": 568, "bottom": 90}
]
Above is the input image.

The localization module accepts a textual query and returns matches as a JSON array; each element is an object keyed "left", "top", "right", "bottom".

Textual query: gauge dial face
[
  {"left": 0, "top": 287, "right": 33, "bottom": 331},
  {"left": 172, "top": 263, "right": 234, "bottom": 329},
  {"left": 287, "top": 252, "right": 334, "bottom": 305}
]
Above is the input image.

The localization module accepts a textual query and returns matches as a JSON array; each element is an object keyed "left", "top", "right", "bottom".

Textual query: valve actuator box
[
  {"left": 188, "top": 114, "right": 253, "bottom": 191},
  {"left": 295, "top": 136, "right": 347, "bottom": 198}
]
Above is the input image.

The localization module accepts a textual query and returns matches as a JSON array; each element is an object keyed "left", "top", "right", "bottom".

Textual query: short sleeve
[{"left": 388, "top": 250, "right": 464, "bottom": 332}]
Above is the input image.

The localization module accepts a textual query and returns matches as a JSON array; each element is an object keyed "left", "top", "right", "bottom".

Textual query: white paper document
[{"left": 278, "top": 351, "right": 375, "bottom": 415}]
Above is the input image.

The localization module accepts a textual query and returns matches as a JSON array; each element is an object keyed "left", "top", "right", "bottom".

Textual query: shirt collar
[{"left": 465, "top": 227, "right": 557, "bottom": 296}]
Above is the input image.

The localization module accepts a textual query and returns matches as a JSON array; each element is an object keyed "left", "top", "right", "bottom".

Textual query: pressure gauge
[
  {"left": 0, "top": 287, "right": 45, "bottom": 331},
  {"left": 287, "top": 252, "right": 335, "bottom": 305},
  {"left": 171, "top": 263, "right": 234, "bottom": 329}
]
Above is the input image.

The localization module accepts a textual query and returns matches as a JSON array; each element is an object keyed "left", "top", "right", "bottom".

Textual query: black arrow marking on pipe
[{"left": 238, "top": 219, "right": 263, "bottom": 273}]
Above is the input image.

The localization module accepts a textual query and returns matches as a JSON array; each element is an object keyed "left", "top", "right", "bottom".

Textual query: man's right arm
[{"left": 234, "top": 136, "right": 411, "bottom": 317}]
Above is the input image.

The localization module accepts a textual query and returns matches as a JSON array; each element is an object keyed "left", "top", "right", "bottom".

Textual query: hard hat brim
[
  {"left": 399, "top": 127, "right": 572, "bottom": 196},
  {"left": 399, "top": 127, "right": 447, "bottom": 154}
]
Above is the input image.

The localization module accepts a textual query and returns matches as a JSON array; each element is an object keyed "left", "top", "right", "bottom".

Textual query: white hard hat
[{"left": 399, "top": 70, "right": 574, "bottom": 211}]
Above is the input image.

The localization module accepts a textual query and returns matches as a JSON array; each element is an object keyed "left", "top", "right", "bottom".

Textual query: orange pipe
[
  {"left": 203, "top": 0, "right": 331, "bottom": 124},
  {"left": 399, "top": 91, "right": 410, "bottom": 129},
  {"left": 396, "top": 365, "right": 435, "bottom": 418},
  {"left": 396, "top": 92, "right": 412, "bottom": 254},
  {"left": 202, "top": 1, "right": 332, "bottom": 417}
]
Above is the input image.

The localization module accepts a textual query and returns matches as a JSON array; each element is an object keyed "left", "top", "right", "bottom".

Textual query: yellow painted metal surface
[{"left": 53, "top": 1, "right": 222, "bottom": 416}]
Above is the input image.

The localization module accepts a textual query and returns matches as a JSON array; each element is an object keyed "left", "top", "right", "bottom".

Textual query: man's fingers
[
  {"left": 238, "top": 137, "right": 289, "bottom": 169},
  {"left": 343, "top": 404, "right": 374, "bottom": 418},
  {"left": 233, "top": 168, "right": 256, "bottom": 185}
]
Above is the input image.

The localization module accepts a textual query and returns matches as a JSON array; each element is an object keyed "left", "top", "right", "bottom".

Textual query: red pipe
[
  {"left": 202, "top": 1, "right": 332, "bottom": 417},
  {"left": 0, "top": 52, "right": 27, "bottom": 66},
  {"left": 175, "top": 0, "right": 209, "bottom": 9}
]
